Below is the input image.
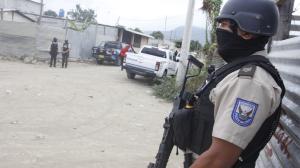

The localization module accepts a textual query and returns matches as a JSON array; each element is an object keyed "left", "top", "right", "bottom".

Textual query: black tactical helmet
[
  {"left": 53, "top": 37, "right": 57, "bottom": 42},
  {"left": 216, "top": 0, "right": 279, "bottom": 36}
]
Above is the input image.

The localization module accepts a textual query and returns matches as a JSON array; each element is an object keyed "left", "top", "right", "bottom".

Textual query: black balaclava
[{"left": 216, "top": 28, "right": 269, "bottom": 63}]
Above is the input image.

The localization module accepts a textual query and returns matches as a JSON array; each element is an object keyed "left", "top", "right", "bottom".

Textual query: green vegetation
[
  {"left": 150, "top": 31, "right": 164, "bottom": 40},
  {"left": 67, "top": 4, "right": 97, "bottom": 31},
  {"left": 202, "top": 0, "right": 222, "bottom": 44},
  {"left": 153, "top": 77, "right": 179, "bottom": 101},
  {"left": 175, "top": 40, "right": 202, "bottom": 52},
  {"left": 153, "top": 0, "right": 223, "bottom": 101},
  {"left": 153, "top": 69, "right": 208, "bottom": 101},
  {"left": 134, "top": 28, "right": 143, "bottom": 33},
  {"left": 44, "top": 10, "right": 57, "bottom": 17}
]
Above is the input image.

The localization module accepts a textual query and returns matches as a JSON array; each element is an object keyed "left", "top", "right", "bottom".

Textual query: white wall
[
  {"left": 0, "top": 0, "right": 41, "bottom": 15},
  {"left": 95, "top": 25, "right": 118, "bottom": 45},
  {"left": 0, "top": 21, "right": 37, "bottom": 58},
  {"left": 1, "top": 11, "right": 32, "bottom": 23}
]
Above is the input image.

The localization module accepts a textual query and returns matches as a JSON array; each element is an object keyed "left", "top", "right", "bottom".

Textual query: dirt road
[{"left": 0, "top": 61, "right": 183, "bottom": 168}]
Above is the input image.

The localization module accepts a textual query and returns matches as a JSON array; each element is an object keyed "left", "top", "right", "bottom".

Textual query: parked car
[
  {"left": 124, "top": 45, "right": 178, "bottom": 79},
  {"left": 92, "top": 41, "right": 105, "bottom": 57},
  {"left": 92, "top": 41, "right": 123, "bottom": 65}
]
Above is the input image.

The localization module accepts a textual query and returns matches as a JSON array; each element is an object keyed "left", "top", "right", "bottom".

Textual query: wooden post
[
  {"left": 12, "top": 11, "right": 14, "bottom": 21},
  {"left": 1, "top": 8, "right": 3, "bottom": 20},
  {"left": 274, "top": 0, "right": 295, "bottom": 40},
  {"left": 37, "top": 0, "right": 44, "bottom": 24}
]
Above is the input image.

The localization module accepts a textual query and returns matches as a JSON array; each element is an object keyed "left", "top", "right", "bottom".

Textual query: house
[{"left": 117, "top": 26, "right": 153, "bottom": 48}]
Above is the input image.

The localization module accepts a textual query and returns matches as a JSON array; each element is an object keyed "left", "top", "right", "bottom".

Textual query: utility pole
[
  {"left": 274, "top": 0, "right": 295, "bottom": 40},
  {"left": 176, "top": 0, "right": 195, "bottom": 86},
  {"left": 116, "top": 16, "right": 120, "bottom": 26},
  {"left": 37, "top": 0, "right": 43, "bottom": 24},
  {"left": 165, "top": 16, "right": 167, "bottom": 43}
]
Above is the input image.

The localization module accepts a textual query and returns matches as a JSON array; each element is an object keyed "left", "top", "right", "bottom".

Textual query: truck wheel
[
  {"left": 127, "top": 72, "right": 135, "bottom": 79},
  {"left": 115, "top": 57, "right": 121, "bottom": 66},
  {"left": 162, "top": 70, "right": 167, "bottom": 78},
  {"left": 97, "top": 59, "right": 103, "bottom": 65}
]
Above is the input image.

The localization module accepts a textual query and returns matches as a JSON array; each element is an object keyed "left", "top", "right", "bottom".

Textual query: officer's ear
[{"left": 238, "top": 29, "right": 255, "bottom": 40}]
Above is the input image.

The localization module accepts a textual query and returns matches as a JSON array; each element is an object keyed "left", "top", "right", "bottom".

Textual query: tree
[
  {"left": 175, "top": 40, "right": 182, "bottom": 48},
  {"left": 134, "top": 28, "right": 143, "bottom": 33},
  {"left": 175, "top": 40, "right": 202, "bottom": 51},
  {"left": 150, "top": 31, "right": 164, "bottom": 40},
  {"left": 67, "top": 4, "right": 97, "bottom": 23},
  {"left": 44, "top": 10, "right": 58, "bottom": 17},
  {"left": 190, "top": 40, "right": 202, "bottom": 51},
  {"left": 202, "top": 0, "right": 222, "bottom": 44}
]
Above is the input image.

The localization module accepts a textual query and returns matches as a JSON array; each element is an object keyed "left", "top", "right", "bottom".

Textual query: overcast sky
[{"left": 43, "top": 0, "right": 300, "bottom": 31}]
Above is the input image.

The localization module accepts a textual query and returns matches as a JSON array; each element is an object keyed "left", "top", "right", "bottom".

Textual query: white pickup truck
[{"left": 124, "top": 45, "right": 178, "bottom": 79}]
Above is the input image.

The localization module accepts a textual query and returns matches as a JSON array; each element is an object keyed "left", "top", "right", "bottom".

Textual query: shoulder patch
[
  {"left": 231, "top": 98, "right": 258, "bottom": 127},
  {"left": 238, "top": 64, "right": 257, "bottom": 77}
]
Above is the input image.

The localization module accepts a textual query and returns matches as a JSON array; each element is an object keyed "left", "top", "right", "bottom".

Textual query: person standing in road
[
  {"left": 49, "top": 37, "right": 58, "bottom": 67},
  {"left": 185, "top": 0, "right": 286, "bottom": 168},
  {"left": 62, "top": 40, "right": 70, "bottom": 68},
  {"left": 119, "top": 44, "right": 134, "bottom": 71}
]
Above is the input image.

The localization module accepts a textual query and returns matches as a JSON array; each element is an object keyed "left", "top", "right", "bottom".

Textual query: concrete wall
[
  {"left": 0, "top": 0, "right": 41, "bottom": 15},
  {"left": 2, "top": 11, "right": 33, "bottom": 23},
  {"left": 0, "top": 20, "right": 120, "bottom": 60},
  {"left": 141, "top": 37, "right": 148, "bottom": 47},
  {"left": 0, "top": 21, "right": 37, "bottom": 58},
  {"left": 67, "top": 25, "right": 97, "bottom": 59},
  {"left": 35, "top": 24, "right": 65, "bottom": 59},
  {"left": 95, "top": 25, "right": 118, "bottom": 45}
]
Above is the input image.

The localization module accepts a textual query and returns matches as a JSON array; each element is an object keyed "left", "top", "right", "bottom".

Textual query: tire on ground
[{"left": 126, "top": 71, "right": 135, "bottom": 79}]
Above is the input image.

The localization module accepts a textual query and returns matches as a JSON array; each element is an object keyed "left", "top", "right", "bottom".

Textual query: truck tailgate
[{"left": 125, "top": 53, "right": 157, "bottom": 72}]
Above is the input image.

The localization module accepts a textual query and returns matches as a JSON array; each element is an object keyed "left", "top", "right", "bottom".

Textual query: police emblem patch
[{"left": 231, "top": 98, "right": 258, "bottom": 127}]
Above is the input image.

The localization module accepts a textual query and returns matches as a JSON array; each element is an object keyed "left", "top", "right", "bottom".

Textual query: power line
[{"left": 118, "top": 15, "right": 183, "bottom": 22}]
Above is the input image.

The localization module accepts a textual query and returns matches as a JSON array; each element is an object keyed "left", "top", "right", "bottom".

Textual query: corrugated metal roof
[
  {"left": 123, "top": 27, "right": 154, "bottom": 39},
  {"left": 257, "top": 36, "right": 300, "bottom": 168}
]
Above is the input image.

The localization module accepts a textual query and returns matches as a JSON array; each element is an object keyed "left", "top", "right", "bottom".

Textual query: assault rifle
[{"left": 148, "top": 55, "right": 204, "bottom": 168}]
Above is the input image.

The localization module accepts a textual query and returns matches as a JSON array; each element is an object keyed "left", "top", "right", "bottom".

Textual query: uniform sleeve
[{"left": 210, "top": 70, "right": 281, "bottom": 149}]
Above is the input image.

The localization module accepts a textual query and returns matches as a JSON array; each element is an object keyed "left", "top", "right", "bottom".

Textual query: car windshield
[
  {"left": 104, "top": 42, "right": 122, "bottom": 49},
  {"left": 141, "top": 47, "right": 166, "bottom": 58}
]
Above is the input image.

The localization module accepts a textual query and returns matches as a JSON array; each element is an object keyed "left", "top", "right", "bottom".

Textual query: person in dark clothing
[
  {"left": 49, "top": 37, "right": 58, "bottom": 67},
  {"left": 62, "top": 40, "right": 70, "bottom": 68},
  {"left": 174, "top": 50, "right": 178, "bottom": 57}
]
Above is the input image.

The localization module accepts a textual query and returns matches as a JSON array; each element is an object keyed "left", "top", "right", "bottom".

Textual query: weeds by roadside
[{"left": 152, "top": 70, "right": 208, "bottom": 101}]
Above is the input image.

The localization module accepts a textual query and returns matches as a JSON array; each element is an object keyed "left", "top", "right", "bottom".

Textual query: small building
[{"left": 117, "top": 26, "right": 153, "bottom": 48}]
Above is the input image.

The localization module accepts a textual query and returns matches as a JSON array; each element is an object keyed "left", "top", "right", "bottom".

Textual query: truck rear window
[
  {"left": 104, "top": 43, "right": 122, "bottom": 49},
  {"left": 141, "top": 47, "right": 166, "bottom": 58}
]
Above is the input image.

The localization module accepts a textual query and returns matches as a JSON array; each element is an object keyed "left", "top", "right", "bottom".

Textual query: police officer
[
  {"left": 49, "top": 37, "right": 58, "bottom": 67},
  {"left": 189, "top": 0, "right": 285, "bottom": 167},
  {"left": 62, "top": 40, "right": 70, "bottom": 68}
]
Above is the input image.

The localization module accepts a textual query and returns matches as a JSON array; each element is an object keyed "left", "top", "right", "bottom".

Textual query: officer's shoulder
[
  {"left": 238, "top": 64, "right": 257, "bottom": 78},
  {"left": 236, "top": 64, "right": 278, "bottom": 88}
]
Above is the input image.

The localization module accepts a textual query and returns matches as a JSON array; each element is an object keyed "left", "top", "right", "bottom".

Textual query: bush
[
  {"left": 153, "top": 69, "right": 208, "bottom": 101},
  {"left": 153, "top": 77, "right": 179, "bottom": 101}
]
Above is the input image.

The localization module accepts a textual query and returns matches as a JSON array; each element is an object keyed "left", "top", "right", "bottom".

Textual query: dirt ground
[{"left": 0, "top": 60, "right": 183, "bottom": 168}]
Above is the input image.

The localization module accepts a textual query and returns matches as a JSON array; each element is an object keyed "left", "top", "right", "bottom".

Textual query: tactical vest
[
  {"left": 63, "top": 43, "right": 69, "bottom": 56},
  {"left": 189, "top": 55, "right": 285, "bottom": 167},
  {"left": 50, "top": 43, "right": 58, "bottom": 55}
]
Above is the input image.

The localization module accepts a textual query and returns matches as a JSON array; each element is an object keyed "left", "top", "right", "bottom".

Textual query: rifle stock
[{"left": 148, "top": 56, "right": 203, "bottom": 168}]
